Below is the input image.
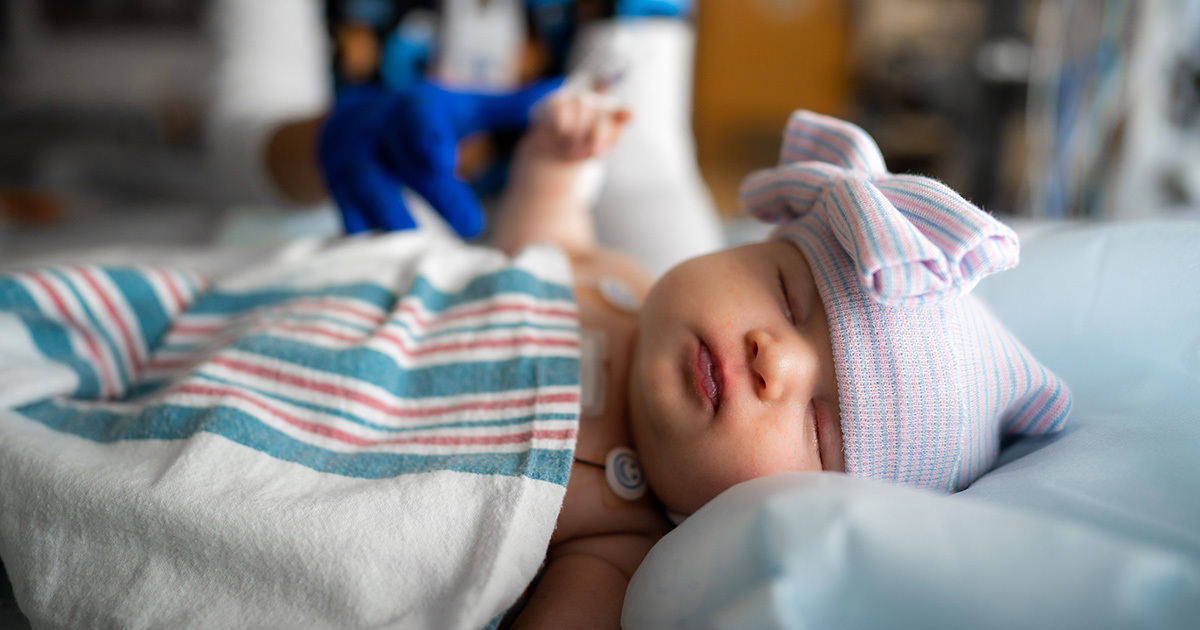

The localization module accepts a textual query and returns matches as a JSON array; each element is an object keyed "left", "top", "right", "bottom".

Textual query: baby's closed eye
[{"left": 777, "top": 268, "right": 795, "bottom": 324}]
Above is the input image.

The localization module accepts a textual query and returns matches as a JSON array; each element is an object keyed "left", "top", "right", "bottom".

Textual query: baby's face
[{"left": 628, "top": 241, "right": 844, "bottom": 515}]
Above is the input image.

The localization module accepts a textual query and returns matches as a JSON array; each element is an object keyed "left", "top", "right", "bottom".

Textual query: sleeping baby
[
  {"left": 0, "top": 90, "right": 1069, "bottom": 628},
  {"left": 489, "top": 92, "right": 1072, "bottom": 627}
]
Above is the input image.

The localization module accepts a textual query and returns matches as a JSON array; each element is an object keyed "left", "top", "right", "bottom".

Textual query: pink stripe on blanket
[
  {"left": 76, "top": 267, "right": 144, "bottom": 373},
  {"left": 207, "top": 354, "right": 580, "bottom": 419},
  {"left": 26, "top": 272, "right": 120, "bottom": 398},
  {"left": 394, "top": 301, "right": 577, "bottom": 328},
  {"left": 174, "top": 382, "right": 577, "bottom": 448}
]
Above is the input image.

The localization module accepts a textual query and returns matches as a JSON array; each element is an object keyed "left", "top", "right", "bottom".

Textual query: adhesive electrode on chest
[
  {"left": 577, "top": 275, "right": 639, "bottom": 418},
  {"left": 579, "top": 328, "right": 607, "bottom": 417}
]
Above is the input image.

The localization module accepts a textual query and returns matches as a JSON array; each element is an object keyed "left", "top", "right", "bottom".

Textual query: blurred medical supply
[
  {"left": 202, "top": 0, "right": 723, "bottom": 274},
  {"left": 2, "top": 0, "right": 1199, "bottom": 267}
]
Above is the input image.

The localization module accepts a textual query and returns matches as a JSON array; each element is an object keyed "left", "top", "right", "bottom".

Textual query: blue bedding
[{"left": 624, "top": 220, "right": 1200, "bottom": 629}]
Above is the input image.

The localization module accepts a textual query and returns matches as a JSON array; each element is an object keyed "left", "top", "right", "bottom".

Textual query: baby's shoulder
[{"left": 569, "top": 248, "right": 654, "bottom": 302}]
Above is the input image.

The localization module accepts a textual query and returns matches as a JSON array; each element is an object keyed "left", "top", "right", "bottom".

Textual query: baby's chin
[
  {"left": 661, "top": 486, "right": 723, "bottom": 519},
  {"left": 641, "top": 461, "right": 728, "bottom": 518}
]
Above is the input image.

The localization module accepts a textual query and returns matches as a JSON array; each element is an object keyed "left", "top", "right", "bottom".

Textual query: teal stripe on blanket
[
  {"left": 123, "top": 353, "right": 581, "bottom": 405},
  {"left": 191, "top": 370, "right": 578, "bottom": 433},
  {"left": 158, "top": 312, "right": 577, "bottom": 343},
  {"left": 15, "top": 400, "right": 575, "bottom": 486},
  {"left": 383, "top": 317, "right": 578, "bottom": 339},
  {"left": 222, "top": 337, "right": 580, "bottom": 397},
  {"left": 5, "top": 254, "right": 580, "bottom": 486},
  {"left": 403, "top": 272, "right": 575, "bottom": 310},
  {"left": 0, "top": 275, "right": 103, "bottom": 398},
  {"left": 187, "top": 268, "right": 574, "bottom": 318},
  {"left": 102, "top": 268, "right": 175, "bottom": 351},
  {"left": 188, "top": 283, "right": 396, "bottom": 315},
  {"left": 46, "top": 268, "right": 134, "bottom": 389},
  {"left": 0, "top": 275, "right": 44, "bottom": 313}
]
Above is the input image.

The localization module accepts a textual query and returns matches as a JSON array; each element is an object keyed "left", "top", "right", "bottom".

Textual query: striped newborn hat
[{"left": 739, "top": 110, "right": 1071, "bottom": 492}]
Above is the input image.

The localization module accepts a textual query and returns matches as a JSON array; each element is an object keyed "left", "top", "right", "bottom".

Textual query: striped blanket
[{"left": 0, "top": 231, "right": 581, "bottom": 629}]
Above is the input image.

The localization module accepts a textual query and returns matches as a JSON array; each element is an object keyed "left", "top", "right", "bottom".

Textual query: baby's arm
[
  {"left": 492, "top": 92, "right": 631, "bottom": 256},
  {"left": 499, "top": 92, "right": 654, "bottom": 629},
  {"left": 511, "top": 533, "right": 658, "bottom": 629}
]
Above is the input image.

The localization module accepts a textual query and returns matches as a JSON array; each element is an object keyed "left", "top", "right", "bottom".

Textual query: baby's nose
[{"left": 747, "top": 329, "right": 814, "bottom": 402}]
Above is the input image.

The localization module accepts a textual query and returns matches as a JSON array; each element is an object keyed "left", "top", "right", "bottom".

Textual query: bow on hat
[{"left": 739, "top": 110, "right": 1019, "bottom": 307}]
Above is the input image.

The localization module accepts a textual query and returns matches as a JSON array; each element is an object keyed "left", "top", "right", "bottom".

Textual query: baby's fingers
[
  {"left": 532, "top": 92, "right": 631, "bottom": 160},
  {"left": 549, "top": 97, "right": 583, "bottom": 140},
  {"left": 562, "top": 102, "right": 605, "bottom": 160},
  {"left": 583, "top": 108, "right": 632, "bottom": 157}
]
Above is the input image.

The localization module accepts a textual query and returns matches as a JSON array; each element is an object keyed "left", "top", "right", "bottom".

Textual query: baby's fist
[{"left": 527, "top": 92, "right": 632, "bottom": 162}]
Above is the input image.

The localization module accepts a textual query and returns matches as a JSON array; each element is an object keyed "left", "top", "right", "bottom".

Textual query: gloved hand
[{"left": 319, "top": 77, "right": 564, "bottom": 237}]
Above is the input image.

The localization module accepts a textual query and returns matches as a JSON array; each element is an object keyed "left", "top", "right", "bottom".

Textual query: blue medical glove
[{"left": 319, "top": 77, "right": 564, "bottom": 238}]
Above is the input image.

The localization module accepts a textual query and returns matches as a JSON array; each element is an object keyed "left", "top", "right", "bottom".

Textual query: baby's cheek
[
  {"left": 716, "top": 446, "right": 801, "bottom": 491},
  {"left": 679, "top": 457, "right": 753, "bottom": 511},
  {"left": 641, "top": 446, "right": 711, "bottom": 515}
]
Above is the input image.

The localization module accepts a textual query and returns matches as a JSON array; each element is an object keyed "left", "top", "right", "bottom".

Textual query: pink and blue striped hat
[{"left": 740, "top": 110, "right": 1071, "bottom": 492}]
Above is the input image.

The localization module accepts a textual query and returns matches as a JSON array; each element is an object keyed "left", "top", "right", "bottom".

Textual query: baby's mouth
[{"left": 693, "top": 340, "right": 723, "bottom": 411}]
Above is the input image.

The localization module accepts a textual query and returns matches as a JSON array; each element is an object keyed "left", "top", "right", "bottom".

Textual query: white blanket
[{"left": 0, "top": 231, "right": 581, "bottom": 629}]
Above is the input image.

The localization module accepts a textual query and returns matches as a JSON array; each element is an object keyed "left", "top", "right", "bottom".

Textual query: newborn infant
[
  {"left": 0, "top": 88, "right": 1070, "bottom": 630},
  {"left": 494, "top": 93, "right": 1071, "bottom": 627}
]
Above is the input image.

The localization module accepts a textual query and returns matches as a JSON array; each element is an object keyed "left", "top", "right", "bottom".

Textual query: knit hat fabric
[{"left": 739, "top": 110, "right": 1072, "bottom": 492}]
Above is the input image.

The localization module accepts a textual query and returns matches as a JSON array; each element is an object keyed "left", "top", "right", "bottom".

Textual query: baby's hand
[{"left": 525, "top": 91, "right": 632, "bottom": 162}]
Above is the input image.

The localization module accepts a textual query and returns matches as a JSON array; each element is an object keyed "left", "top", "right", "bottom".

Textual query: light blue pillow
[{"left": 623, "top": 221, "right": 1200, "bottom": 629}]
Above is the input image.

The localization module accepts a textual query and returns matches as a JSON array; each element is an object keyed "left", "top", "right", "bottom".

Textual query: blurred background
[{"left": 1, "top": 0, "right": 1199, "bottom": 265}]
